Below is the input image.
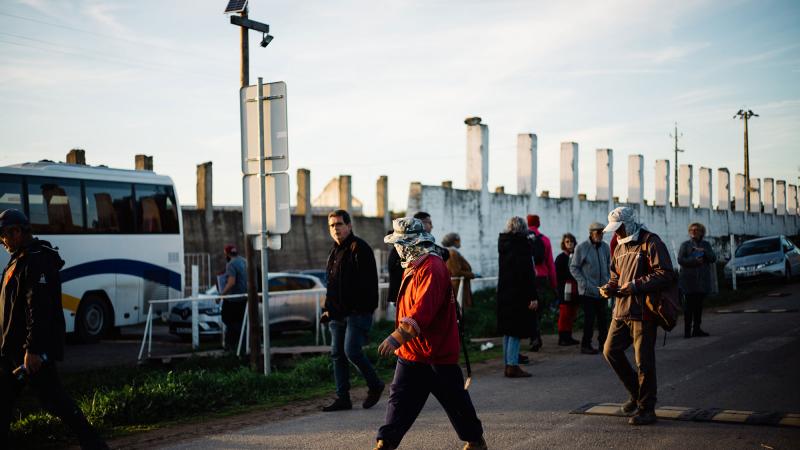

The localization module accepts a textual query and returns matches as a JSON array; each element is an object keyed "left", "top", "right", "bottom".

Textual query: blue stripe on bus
[{"left": 60, "top": 259, "right": 181, "bottom": 291}]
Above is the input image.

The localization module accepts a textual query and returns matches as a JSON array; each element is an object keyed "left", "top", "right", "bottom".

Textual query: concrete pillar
[
  {"left": 749, "top": 178, "right": 761, "bottom": 213},
  {"left": 516, "top": 133, "right": 537, "bottom": 196},
  {"left": 296, "top": 168, "right": 312, "bottom": 225},
  {"left": 655, "top": 159, "right": 671, "bottom": 206},
  {"left": 763, "top": 178, "right": 774, "bottom": 214},
  {"left": 495, "top": 186, "right": 505, "bottom": 194},
  {"left": 789, "top": 185, "right": 798, "bottom": 215},
  {"left": 698, "top": 167, "right": 712, "bottom": 209},
  {"left": 734, "top": 173, "right": 746, "bottom": 212},
  {"left": 66, "top": 149, "right": 85, "bottom": 165},
  {"left": 560, "top": 142, "right": 579, "bottom": 198},
  {"left": 776, "top": 180, "right": 786, "bottom": 215},
  {"left": 135, "top": 154, "right": 153, "bottom": 171},
  {"left": 678, "top": 164, "right": 693, "bottom": 207},
  {"left": 196, "top": 162, "right": 213, "bottom": 224},
  {"left": 376, "top": 175, "right": 390, "bottom": 231},
  {"left": 442, "top": 181, "right": 453, "bottom": 189},
  {"left": 596, "top": 149, "right": 613, "bottom": 208},
  {"left": 338, "top": 175, "right": 352, "bottom": 212},
  {"left": 465, "top": 117, "right": 488, "bottom": 192},
  {"left": 627, "top": 155, "right": 644, "bottom": 206},
  {"left": 717, "top": 168, "right": 730, "bottom": 210}
]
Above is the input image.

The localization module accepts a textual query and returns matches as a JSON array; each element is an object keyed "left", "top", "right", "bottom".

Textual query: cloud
[{"left": 82, "top": 1, "right": 129, "bottom": 34}]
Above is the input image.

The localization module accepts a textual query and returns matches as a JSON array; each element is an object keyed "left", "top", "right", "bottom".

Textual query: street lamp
[{"left": 734, "top": 109, "right": 759, "bottom": 211}]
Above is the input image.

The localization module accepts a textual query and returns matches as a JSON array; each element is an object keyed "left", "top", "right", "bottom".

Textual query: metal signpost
[{"left": 240, "top": 79, "right": 291, "bottom": 375}]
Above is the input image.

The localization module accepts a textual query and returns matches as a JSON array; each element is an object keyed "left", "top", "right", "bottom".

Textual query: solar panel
[{"left": 224, "top": 0, "right": 248, "bottom": 13}]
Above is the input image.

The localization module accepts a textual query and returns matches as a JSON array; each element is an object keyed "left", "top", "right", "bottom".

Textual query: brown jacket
[
  {"left": 609, "top": 231, "right": 676, "bottom": 321},
  {"left": 446, "top": 248, "right": 475, "bottom": 307}
]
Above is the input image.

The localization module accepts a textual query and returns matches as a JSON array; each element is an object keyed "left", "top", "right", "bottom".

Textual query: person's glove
[{"left": 378, "top": 335, "right": 401, "bottom": 357}]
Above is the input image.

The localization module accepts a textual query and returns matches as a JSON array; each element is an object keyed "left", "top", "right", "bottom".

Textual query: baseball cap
[
  {"left": 224, "top": 244, "right": 238, "bottom": 255},
  {"left": 603, "top": 207, "right": 634, "bottom": 233},
  {"left": 0, "top": 209, "right": 29, "bottom": 230}
]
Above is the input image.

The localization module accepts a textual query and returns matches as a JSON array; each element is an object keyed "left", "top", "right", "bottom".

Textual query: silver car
[
  {"left": 168, "top": 272, "right": 326, "bottom": 337},
  {"left": 724, "top": 235, "right": 800, "bottom": 283}
]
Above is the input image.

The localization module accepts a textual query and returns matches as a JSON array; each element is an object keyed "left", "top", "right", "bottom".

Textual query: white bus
[{"left": 0, "top": 161, "right": 184, "bottom": 342}]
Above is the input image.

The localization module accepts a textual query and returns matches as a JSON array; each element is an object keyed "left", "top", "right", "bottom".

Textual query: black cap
[{"left": 0, "top": 209, "right": 30, "bottom": 230}]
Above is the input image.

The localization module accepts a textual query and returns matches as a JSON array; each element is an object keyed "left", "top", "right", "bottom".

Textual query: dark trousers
[
  {"left": 222, "top": 300, "right": 247, "bottom": 351},
  {"left": 603, "top": 319, "right": 658, "bottom": 411},
  {"left": 530, "top": 277, "right": 550, "bottom": 343},
  {"left": 377, "top": 358, "right": 483, "bottom": 447},
  {"left": 0, "top": 358, "right": 105, "bottom": 449},
  {"left": 684, "top": 293, "right": 706, "bottom": 334},
  {"left": 581, "top": 295, "right": 608, "bottom": 348}
]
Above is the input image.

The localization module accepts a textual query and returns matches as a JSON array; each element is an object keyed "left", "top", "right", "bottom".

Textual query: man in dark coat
[
  {"left": 496, "top": 216, "right": 538, "bottom": 378},
  {"left": 321, "top": 210, "right": 384, "bottom": 412},
  {"left": 0, "top": 209, "right": 107, "bottom": 449}
]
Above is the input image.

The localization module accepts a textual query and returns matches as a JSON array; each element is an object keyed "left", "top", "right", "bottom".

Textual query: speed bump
[
  {"left": 571, "top": 403, "right": 799, "bottom": 428},
  {"left": 715, "top": 309, "right": 798, "bottom": 314}
]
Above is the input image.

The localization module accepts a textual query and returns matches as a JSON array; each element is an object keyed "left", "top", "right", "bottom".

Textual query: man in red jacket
[{"left": 374, "top": 218, "right": 486, "bottom": 450}]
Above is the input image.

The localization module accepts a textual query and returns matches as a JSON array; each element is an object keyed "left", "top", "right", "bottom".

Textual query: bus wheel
[{"left": 76, "top": 295, "right": 111, "bottom": 343}]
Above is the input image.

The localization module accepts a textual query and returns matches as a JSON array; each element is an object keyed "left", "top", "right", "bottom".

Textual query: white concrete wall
[
  {"left": 776, "top": 180, "right": 786, "bottom": 215},
  {"left": 699, "top": 167, "right": 712, "bottom": 209},
  {"left": 763, "top": 178, "right": 774, "bottom": 214},
  {"left": 628, "top": 154, "right": 644, "bottom": 205},
  {"left": 717, "top": 168, "right": 730, "bottom": 211},
  {"left": 789, "top": 185, "right": 798, "bottom": 215},
  {"left": 734, "top": 174, "right": 746, "bottom": 212},
  {"left": 749, "top": 178, "right": 761, "bottom": 213},
  {"left": 517, "top": 134, "right": 537, "bottom": 195},
  {"left": 655, "top": 159, "right": 670, "bottom": 206},
  {"left": 678, "top": 164, "right": 693, "bottom": 207},
  {"left": 560, "top": 142, "right": 578, "bottom": 198}
]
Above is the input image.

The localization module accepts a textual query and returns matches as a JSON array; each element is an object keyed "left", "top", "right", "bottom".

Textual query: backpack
[
  {"left": 529, "top": 231, "right": 546, "bottom": 265},
  {"left": 640, "top": 232, "right": 681, "bottom": 331}
]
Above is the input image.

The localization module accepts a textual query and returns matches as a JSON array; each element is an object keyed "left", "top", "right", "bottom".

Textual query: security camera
[{"left": 260, "top": 33, "right": 273, "bottom": 47}]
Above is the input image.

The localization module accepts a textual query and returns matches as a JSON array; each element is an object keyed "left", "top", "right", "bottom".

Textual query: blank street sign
[
  {"left": 242, "top": 172, "right": 291, "bottom": 236},
  {"left": 240, "top": 81, "right": 289, "bottom": 175}
]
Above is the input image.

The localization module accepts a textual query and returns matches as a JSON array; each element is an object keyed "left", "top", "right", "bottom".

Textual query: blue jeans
[
  {"left": 503, "top": 335, "right": 520, "bottom": 365},
  {"left": 329, "top": 314, "right": 384, "bottom": 399}
]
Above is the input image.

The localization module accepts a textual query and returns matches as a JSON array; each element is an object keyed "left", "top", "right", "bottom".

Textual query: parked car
[
  {"left": 724, "top": 235, "right": 800, "bottom": 283},
  {"left": 168, "top": 272, "right": 326, "bottom": 337},
  {"left": 289, "top": 269, "right": 328, "bottom": 287}
]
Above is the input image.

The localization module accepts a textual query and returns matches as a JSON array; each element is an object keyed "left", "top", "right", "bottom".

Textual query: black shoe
[
  {"left": 529, "top": 337, "right": 542, "bottom": 352},
  {"left": 692, "top": 329, "right": 710, "bottom": 337},
  {"left": 620, "top": 399, "right": 637, "bottom": 416},
  {"left": 518, "top": 353, "right": 530, "bottom": 364},
  {"left": 362, "top": 385, "right": 385, "bottom": 409},
  {"left": 322, "top": 397, "right": 352, "bottom": 412},
  {"left": 628, "top": 409, "right": 657, "bottom": 425},
  {"left": 580, "top": 346, "right": 599, "bottom": 355}
]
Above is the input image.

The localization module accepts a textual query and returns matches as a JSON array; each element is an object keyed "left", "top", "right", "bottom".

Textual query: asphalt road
[{"left": 160, "top": 285, "right": 800, "bottom": 450}]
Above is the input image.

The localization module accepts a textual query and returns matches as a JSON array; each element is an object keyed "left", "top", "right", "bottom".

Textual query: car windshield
[{"left": 735, "top": 239, "right": 780, "bottom": 257}]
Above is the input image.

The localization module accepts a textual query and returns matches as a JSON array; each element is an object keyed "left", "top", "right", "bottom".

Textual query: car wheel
[{"left": 76, "top": 295, "right": 111, "bottom": 343}]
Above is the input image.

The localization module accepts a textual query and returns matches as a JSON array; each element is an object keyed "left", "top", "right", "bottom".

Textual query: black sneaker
[
  {"left": 529, "top": 337, "right": 542, "bottom": 352},
  {"left": 518, "top": 353, "right": 530, "bottom": 365},
  {"left": 692, "top": 329, "right": 710, "bottom": 337},
  {"left": 628, "top": 409, "right": 657, "bottom": 425},
  {"left": 620, "top": 399, "right": 637, "bottom": 416},
  {"left": 580, "top": 346, "right": 599, "bottom": 355},
  {"left": 322, "top": 397, "right": 352, "bottom": 412},
  {"left": 362, "top": 385, "right": 385, "bottom": 409}
]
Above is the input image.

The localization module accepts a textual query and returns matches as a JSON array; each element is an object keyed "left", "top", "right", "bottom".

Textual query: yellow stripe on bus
[{"left": 62, "top": 293, "right": 80, "bottom": 312}]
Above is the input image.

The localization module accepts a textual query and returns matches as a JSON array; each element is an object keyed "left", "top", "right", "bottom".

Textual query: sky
[{"left": 1, "top": 0, "right": 799, "bottom": 215}]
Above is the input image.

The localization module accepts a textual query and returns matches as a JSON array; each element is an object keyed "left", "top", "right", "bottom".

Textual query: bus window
[
  {"left": 135, "top": 184, "right": 179, "bottom": 234},
  {"left": 85, "top": 181, "right": 135, "bottom": 233},
  {"left": 0, "top": 175, "right": 23, "bottom": 212},
  {"left": 27, "top": 176, "right": 84, "bottom": 234}
]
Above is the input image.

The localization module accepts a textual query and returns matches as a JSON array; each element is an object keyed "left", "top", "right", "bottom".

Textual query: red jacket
[
  {"left": 528, "top": 226, "right": 557, "bottom": 290},
  {"left": 395, "top": 254, "right": 460, "bottom": 364}
]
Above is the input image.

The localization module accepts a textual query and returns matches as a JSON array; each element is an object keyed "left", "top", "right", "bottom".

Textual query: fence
[{"left": 184, "top": 253, "right": 212, "bottom": 295}]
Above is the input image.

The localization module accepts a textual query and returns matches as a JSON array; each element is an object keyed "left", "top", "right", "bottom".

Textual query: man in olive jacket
[
  {"left": 321, "top": 210, "right": 384, "bottom": 412},
  {"left": 599, "top": 207, "right": 676, "bottom": 426},
  {"left": 0, "top": 209, "right": 107, "bottom": 449}
]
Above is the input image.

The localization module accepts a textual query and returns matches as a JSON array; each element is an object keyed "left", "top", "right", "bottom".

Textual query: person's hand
[
  {"left": 319, "top": 311, "right": 331, "bottom": 324},
  {"left": 528, "top": 300, "right": 538, "bottom": 311},
  {"left": 24, "top": 352, "right": 43, "bottom": 375},
  {"left": 378, "top": 335, "right": 401, "bottom": 357},
  {"left": 617, "top": 282, "right": 634, "bottom": 296}
]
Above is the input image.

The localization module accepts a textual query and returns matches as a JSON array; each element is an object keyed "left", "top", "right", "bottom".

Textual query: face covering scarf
[{"left": 395, "top": 243, "right": 435, "bottom": 268}]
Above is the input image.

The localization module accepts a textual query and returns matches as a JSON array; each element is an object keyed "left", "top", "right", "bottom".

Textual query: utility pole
[
  {"left": 734, "top": 109, "right": 759, "bottom": 211},
  {"left": 226, "top": 0, "right": 273, "bottom": 373},
  {"left": 669, "top": 123, "right": 684, "bottom": 206}
]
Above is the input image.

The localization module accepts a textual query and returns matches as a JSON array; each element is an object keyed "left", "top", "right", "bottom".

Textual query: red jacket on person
[
  {"left": 528, "top": 226, "right": 557, "bottom": 290},
  {"left": 395, "top": 253, "right": 460, "bottom": 365}
]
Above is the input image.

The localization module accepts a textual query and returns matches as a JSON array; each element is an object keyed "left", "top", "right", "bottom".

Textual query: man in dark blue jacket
[{"left": 0, "top": 209, "right": 107, "bottom": 449}]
